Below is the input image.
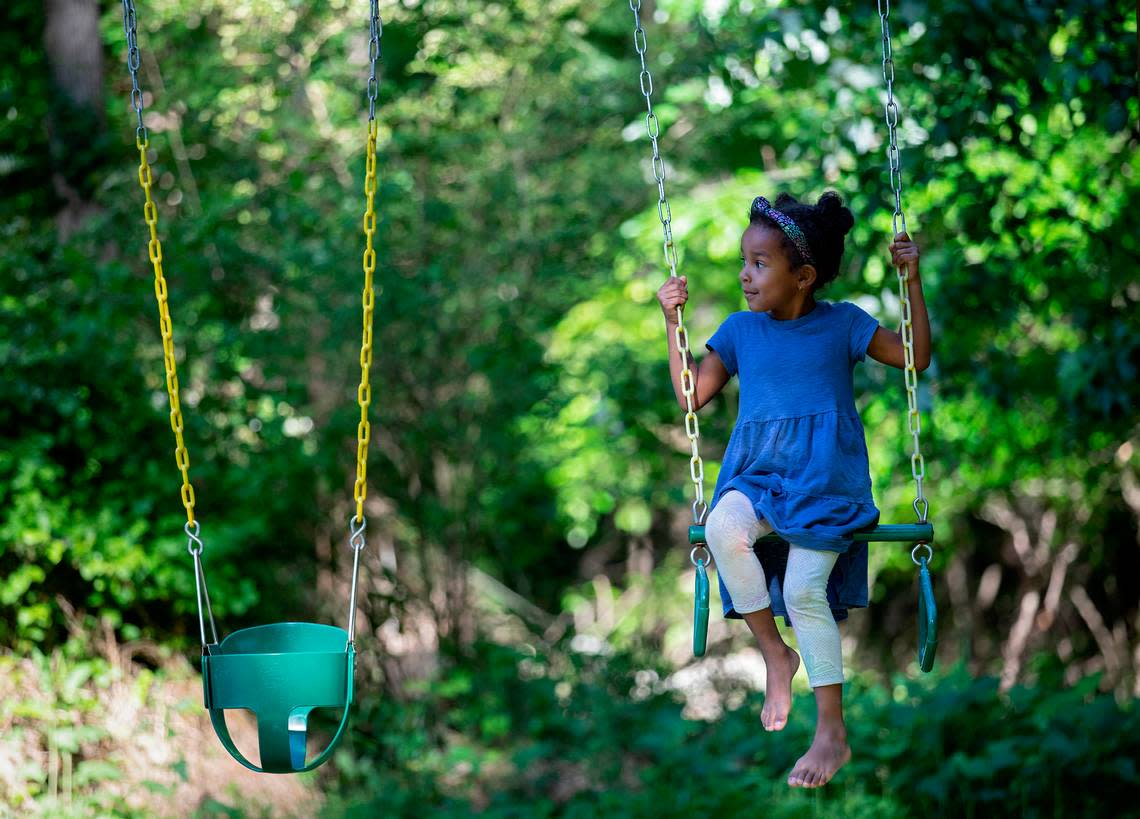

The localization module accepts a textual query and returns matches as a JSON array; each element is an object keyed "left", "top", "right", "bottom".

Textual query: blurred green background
[{"left": 2, "top": 0, "right": 1138, "bottom": 815}]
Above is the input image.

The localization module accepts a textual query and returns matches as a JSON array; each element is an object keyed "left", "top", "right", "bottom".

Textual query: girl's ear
[{"left": 797, "top": 264, "right": 818, "bottom": 291}]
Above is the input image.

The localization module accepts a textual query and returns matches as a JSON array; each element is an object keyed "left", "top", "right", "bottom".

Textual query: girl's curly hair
[{"left": 749, "top": 191, "right": 855, "bottom": 292}]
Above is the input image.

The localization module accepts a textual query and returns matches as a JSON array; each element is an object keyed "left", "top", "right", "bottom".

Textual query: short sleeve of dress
[
  {"left": 706, "top": 314, "right": 738, "bottom": 377},
  {"left": 848, "top": 303, "right": 880, "bottom": 364}
]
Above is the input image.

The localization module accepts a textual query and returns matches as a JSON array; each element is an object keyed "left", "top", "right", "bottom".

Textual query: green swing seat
[
  {"left": 916, "top": 555, "right": 938, "bottom": 672},
  {"left": 688, "top": 523, "right": 938, "bottom": 670},
  {"left": 692, "top": 558, "right": 711, "bottom": 657},
  {"left": 202, "top": 622, "right": 355, "bottom": 774}
]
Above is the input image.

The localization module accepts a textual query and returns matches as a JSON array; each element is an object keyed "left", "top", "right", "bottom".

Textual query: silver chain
[
  {"left": 121, "top": 0, "right": 148, "bottom": 146},
  {"left": 878, "top": 0, "right": 907, "bottom": 239},
  {"left": 879, "top": 1, "right": 929, "bottom": 543},
  {"left": 367, "top": 0, "right": 381, "bottom": 122},
  {"left": 629, "top": 1, "right": 679, "bottom": 278},
  {"left": 629, "top": 0, "right": 707, "bottom": 526}
]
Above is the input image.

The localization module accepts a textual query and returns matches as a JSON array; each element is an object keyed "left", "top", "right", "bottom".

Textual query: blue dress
[{"left": 705, "top": 299, "right": 881, "bottom": 626}]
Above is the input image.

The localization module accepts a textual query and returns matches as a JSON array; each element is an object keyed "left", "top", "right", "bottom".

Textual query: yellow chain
[
  {"left": 132, "top": 107, "right": 375, "bottom": 530},
  {"left": 353, "top": 119, "right": 379, "bottom": 523},
  {"left": 134, "top": 138, "right": 197, "bottom": 527},
  {"left": 133, "top": 122, "right": 377, "bottom": 528}
]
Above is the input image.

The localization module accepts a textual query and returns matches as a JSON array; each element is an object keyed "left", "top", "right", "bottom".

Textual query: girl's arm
[
  {"left": 657, "top": 275, "right": 732, "bottom": 411},
  {"left": 866, "top": 232, "right": 931, "bottom": 372}
]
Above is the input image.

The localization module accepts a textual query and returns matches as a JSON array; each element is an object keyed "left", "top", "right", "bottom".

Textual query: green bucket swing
[
  {"left": 627, "top": 1, "right": 939, "bottom": 671},
  {"left": 120, "top": 0, "right": 385, "bottom": 773},
  {"left": 203, "top": 621, "right": 356, "bottom": 773},
  {"left": 182, "top": 518, "right": 369, "bottom": 773}
]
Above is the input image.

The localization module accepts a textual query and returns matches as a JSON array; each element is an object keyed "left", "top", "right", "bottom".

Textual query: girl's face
[{"left": 739, "top": 224, "right": 807, "bottom": 312}]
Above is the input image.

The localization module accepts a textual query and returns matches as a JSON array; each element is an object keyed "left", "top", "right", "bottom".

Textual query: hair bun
[{"left": 816, "top": 191, "right": 855, "bottom": 236}]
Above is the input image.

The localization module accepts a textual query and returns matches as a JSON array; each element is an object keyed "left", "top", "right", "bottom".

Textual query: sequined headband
[{"left": 750, "top": 196, "right": 815, "bottom": 267}]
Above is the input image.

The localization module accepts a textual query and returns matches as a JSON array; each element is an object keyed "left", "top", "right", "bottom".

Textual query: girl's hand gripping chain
[
  {"left": 889, "top": 232, "right": 920, "bottom": 280},
  {"left": 657, "top": 275, "right": 689, "bottom": 324}
]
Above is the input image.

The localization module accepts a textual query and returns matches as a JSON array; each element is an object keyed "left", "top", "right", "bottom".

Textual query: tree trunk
[{"left": 43, "top": 0, "right": 106, "bottom": 239}]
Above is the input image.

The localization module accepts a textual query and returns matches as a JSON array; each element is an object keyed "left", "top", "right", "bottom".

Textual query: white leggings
[{"left": 705, "top": 490, "right": 845, "bottom": 688}]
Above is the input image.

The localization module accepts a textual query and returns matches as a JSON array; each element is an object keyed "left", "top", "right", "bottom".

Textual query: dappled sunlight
[{"left": 5, "top": 0, "right": 1137, "bottom": 813}]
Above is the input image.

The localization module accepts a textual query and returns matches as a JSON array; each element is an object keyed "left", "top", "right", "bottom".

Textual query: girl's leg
[
  {"left": 704, "top": 491, "right": 800, "bottom": 731},
  {"left": 782, "top": 545, "right": 852, "bottom": 788}
]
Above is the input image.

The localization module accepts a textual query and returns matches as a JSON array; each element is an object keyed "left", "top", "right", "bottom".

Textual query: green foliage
[
  {"left": 2, "top": 645, "right": 139, "bottom": 815},
  {"left": 328, "top": 639, "right": 1139, "bottom": 817},
  {"left": 4, "top": 0, "right": 1136, "bottom": 650},
  {"left": 2, "top": 0, "right": 1138, "bottom": 810}
]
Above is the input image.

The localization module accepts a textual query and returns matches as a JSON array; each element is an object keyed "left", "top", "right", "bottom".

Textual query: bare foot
[
  {"left": 787, "top": 728, "right": 852, "bottom": 788},
  {"left": 760, "top": 644, "right": 800, "bottom": 731}
]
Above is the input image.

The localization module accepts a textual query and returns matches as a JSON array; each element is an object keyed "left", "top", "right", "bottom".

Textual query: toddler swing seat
[
  {"left": 202, "top": 623, "right": 355, "bottom": 773},
  {"left": 120, "top": 0, "right": 383, "bottom": 773}
]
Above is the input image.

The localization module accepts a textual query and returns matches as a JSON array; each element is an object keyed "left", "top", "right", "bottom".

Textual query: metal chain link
[
  {"left": 122, "top": 0, "right": 148, "bottom": 146},
  {"left": 121, "top": 0, "right": 382, "bottom": 638},
  {"left": 347, "top": 0, "right": 382, "bottom": 646},
  {"left": 629, "top": 0, "right": 707, "bottom": 527},
  {"left": 879, "top": 2, "right": 930, "bottom": 557},
  {"left": 122, "top": 0, "right": 197, "bottom": 532},
  {"left": 354, "top": 0, "right": 381, "bottom": 529}
]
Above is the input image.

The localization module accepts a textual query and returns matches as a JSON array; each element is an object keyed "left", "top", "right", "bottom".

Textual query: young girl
[{"left": 656, "top": 191, "right": 930, "bottom": 789}]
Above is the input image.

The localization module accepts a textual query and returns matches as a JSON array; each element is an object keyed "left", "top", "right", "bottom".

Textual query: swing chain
[
  {"left": 121, "top": 0, "right": 199, "bottom": 533},
  {"left": 629, "top": 0, "right": 707, "bottom": 526},
  {"left": 879, "top": 1, "right": 931, "bottom": 560},
  {"left": 346, "top": 0, "right": 383, "bottom": 644},
  {"left": 366, "top": 0, "right": 382, "bottom": 121},
  {"left": 354, "top": 0, "right": 381, "bottom": 528},
  {"left": 122, "top": 0, "right": 214, "bottom": 646},
  {"left": 120, "top": 0, "right": 382, "bottom": 641},
  {"left": 121, "top": 0, "right": 147, "bottom": 146},
  {"left": 878, "top": 0, "right": 907, "bottom": 240}
]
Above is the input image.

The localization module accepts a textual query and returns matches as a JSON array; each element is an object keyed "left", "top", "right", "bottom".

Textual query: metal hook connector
[
  {"left": 185, "top": 520, "right": 204, "bottom": 555},
  {"left": 348, "top": 515, "right": 367, "bottom": 552}
]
